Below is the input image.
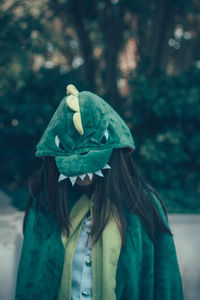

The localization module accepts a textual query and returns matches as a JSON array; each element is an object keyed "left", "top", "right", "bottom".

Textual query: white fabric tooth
[
  {"left": 87, "top": 173, "right": 93, "bottom": 180},
  {"left": 79, "top": 174, "right": 86, "bottom": 180},
  {"left": 105, "top": 129, "right": 109, "bottom": 139},
  {"left": 94, "top": 170, "right": 104, "bottom": 177},
  {"left": 58, "top": 173, "right": 68, "bottom": 182},
  {"left": 102, "top": 163, "right": 111, "bottom": 169},
  {"left": 69, "top": 176, "right": 77, "bottom": 186}
]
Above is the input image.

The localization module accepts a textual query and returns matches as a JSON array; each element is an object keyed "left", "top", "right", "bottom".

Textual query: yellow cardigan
[{"left": 57, "top": 192, "right": 122, "bottom": 300}]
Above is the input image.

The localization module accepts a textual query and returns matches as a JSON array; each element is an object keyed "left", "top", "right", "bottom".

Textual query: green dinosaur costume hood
[{"left": 35, "top": 84, "right": 135, "bottom": 185}]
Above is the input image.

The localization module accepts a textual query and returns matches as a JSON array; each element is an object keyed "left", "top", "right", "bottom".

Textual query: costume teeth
[
  {"left": 79, "top": 174, "right": 87, "bottom": 180},
  {"left": 102, "top": 163, "right": 111, "bottom": 170},
  {"left": 58, "top": 173, "right": 68, "bottom": 182},
  {"left": 94, "top": 170, "right": 104, "bottom": 177},
  {"left": 69, "top": 176, "right": 78, "bottom": 186},
  {"left": 87, "top": 173, "right": 93, "bottom": 180},
  {"left": 58, "top": 163, "right": 110, "bottom": 184}
]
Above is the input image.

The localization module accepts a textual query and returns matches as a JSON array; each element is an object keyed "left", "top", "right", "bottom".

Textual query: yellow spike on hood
[
  {"left": 73, "top": 112, "right": 84, "bottom": 135},
  {"left": 66, "top": 95, "right": 80, "bottom": 112},
  {"left": 66, "top": 84, "right": 79, "bottom": 96}
]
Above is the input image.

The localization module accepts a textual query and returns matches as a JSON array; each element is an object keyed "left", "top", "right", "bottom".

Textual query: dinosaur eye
[
  {"left": 55, "top": 135, "right": 65, "bottom": 151},
  {"left": 100, "top": 129, "right": 109, "bottom": 144}
]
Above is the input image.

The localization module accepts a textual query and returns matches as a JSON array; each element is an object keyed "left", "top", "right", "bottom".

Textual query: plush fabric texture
[
  {"left": 35, "top": 87, "right": 135, "bottom": 176},
  {"left": 15, "top": 189, "right": 184, "bottom": 300},
  {"left": 116, "top": 195, "right": 184, "bottom": 300}
]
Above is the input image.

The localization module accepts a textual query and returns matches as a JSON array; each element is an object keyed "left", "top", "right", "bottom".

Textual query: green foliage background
[{"left": 1, "top": 0, "right": 200, "bottom": 212}]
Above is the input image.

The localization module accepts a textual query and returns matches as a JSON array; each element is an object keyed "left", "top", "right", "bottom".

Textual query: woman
[{"left": 15, "top": 84, "right": 184, "bottom": 300}]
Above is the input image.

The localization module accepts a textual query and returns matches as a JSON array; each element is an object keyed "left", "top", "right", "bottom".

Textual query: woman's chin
[
  {"left": 75, "top": 174, "right": 97, "bottom": 186},
  {"left": 75, "top": 180, "right": 93, "bottom": 186}
]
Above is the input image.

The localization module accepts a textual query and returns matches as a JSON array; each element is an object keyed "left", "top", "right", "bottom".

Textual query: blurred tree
[{"left": 0, "top": 0, "right": 200, "bottom": 211}]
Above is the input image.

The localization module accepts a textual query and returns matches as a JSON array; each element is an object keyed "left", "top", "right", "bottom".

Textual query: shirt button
[
  {"left": 85, "top": 258, "right": 92, "bottom": 267},
  {"left": 81, "top": 290, "right": 89, "bottom": 297}
]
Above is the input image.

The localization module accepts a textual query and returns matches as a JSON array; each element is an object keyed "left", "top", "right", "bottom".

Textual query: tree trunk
[
  {"left": 136, "top": 0, "right": 175, "bottom": 76},
  {"left": 102, "top": 0, "right": 125, "bottom": 110},
  {"left": 70, "top": 0, "right": 97, "bottom": 90}
]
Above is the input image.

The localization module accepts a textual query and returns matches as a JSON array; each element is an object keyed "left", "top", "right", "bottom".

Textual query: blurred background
[
  {"left": 0, "top": 1, "right": 200, "bottom": 299},
  {"left": 1, "top": 0, "right": 200, "bottom": 212}
]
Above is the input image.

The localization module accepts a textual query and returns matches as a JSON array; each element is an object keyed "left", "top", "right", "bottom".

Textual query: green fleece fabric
[
  {"left": 15, "top": 188, "right": 184, "bottom": 300},
  {"left": 15, "top": 85, "right": 183, "bottom": 299}
]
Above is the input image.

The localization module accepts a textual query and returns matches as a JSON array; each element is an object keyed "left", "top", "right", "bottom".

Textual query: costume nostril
[{"left": 79, "top": 151, "right": 88, "bottom": 155}]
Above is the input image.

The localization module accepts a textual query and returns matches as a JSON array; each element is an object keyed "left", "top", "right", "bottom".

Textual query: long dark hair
[{"left": 23, "top": 148, "right": 172, "bottom": 246}]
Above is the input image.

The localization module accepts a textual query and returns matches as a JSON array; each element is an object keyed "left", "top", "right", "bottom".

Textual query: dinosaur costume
[
  {"left": 15, "top": 84, "right": 184, "bottom": 300},
  {"left": 35, "top": 84, "right": 135, "bottom": 185}
]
